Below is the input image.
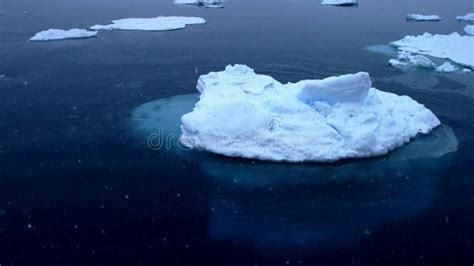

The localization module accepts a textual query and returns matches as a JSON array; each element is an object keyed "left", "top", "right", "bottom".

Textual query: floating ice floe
[
  {"left": 389, "top": 51, "right": 436, "bottom": 69},
  {"left": 174, "top": 0, "right": 224, "bottom": 8},
  {"left": 390, "top": 32, "right": 474, "bottom": 69},
  {"left": 91, "top": 16, "right": 206, "bottom": 31},
  {"left": 436, "top": 62, "right": 459, "bottom": 73},
  {"left": 179, "top": 64, "right": 440, "bottom": 163},
  {"left": 465, "top": 25, "right": 474, "bottom": 36},
  {"left": 456, "top": 13, "right": 474, "bottom": 21},
  {"left": 406, "top": 14, "right": 441, "bottom": 21},
  {"left": 321, "top": 0, "right": 357, "bottom": 6},
  {"left": 30, "top": 29, "right": 97, "bottom": 41}
]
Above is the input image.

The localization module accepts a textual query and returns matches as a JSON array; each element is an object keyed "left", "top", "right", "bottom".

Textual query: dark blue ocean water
[{"left": 1, "top": 0, "right": 474, "bottom": 265}]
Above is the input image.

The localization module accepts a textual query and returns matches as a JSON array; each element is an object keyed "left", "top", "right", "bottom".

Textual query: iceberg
[
  {"left": 179, "top": 65, "right": 440, "bottom": 163},
  {"left": 321, "top": 0, "right": 357, "bottom": 6},
  {"left": 465, "top": 25, "right": 474, "bottom": 36},
  {"left": 390, "top": 32, "right": 474, "bottom": 69},
  {"left": 30, "top": 29, "right": 97, "bottom": 41},
  {"left": 436, "top": 62, "right": 458, "bottom": 73},
  {"left": 174, "top": 0, "right": 224, "bottom": 8},
  {"left": 406, "top": 14, "right": 441, "bottom": 21},
  {"left": 456, "top": 13, "right": 474, "bottom": 21},
  {"left": 91, "top": 16, "right": 206, "bottom": 31}
]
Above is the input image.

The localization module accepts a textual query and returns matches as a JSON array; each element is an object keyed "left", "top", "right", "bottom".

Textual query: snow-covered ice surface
[
  {"left": 178, "top": 65, "right": 440, "bottom": 163},
  {"left": 321, "top": 0, "right": 357, "bottom": 6},
  {"left": 436, "top": 62, "right": 459, "bottom": 73},
  {"left": 390, "top": 32, "right": 474, "bottom": 69},
  {"left": 30, "top": 29, "right": 97, "bottom": 41},
  {"left": 406, "top": 14, "right": 441, "bottom": 21},
  {"left": 91, "top": 16, "right": 206, "bottom": 31},
  {"left": 465, "top": 25, "right": 474, "bottom": 36},
  {"left": 456, "top": 13, "right": 474, "bottom": 21},
  {"left": 174, "top": 0, "right": 224, "bottom": 8}
]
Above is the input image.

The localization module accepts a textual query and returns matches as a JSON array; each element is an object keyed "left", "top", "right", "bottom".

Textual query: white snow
[
  {"left": 464, "top": 25, "right": 474, "bottom": 36},
  {"left": 321, "top": 0, "right": 357, "bottom": 6},
  {"left": 179, "top": 64, "right": 441, "bottom": 163},
  {"left": 436, "top": 62, "right": 458, "bottom": 73},
  {"left": 456, "top": 13, "right": 474, "bottom": 21},
  {"left": 406, "top": 14, "right": 441, "bottom": 21},
  {"left": 174, "top": 0, "right": 224, "bottom": 8},
  {"left": 30, "top": 29, "right": 97, "bottom": 41},
  {"left": 463, "top": 68, "right": 472, "bottom": 73},
  {"left": 390, "top": 32, "right": 474, "bottom": 69},
  {"left": 91, "top": 16, "right": 206, "bottom": 31}
]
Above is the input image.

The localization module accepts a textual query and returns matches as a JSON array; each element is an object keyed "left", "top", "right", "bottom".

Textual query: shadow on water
[{"left": 130, "top": 93, "right": 458, "bottom": 252}]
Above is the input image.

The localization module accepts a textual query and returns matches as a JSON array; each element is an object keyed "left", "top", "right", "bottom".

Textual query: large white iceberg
[
  {"left": 390, "top": 32, "right": 474, "bottom": 69},
  {"left": 456, "top": 13, "right": 474, "bottom": 21},
  {"left": 465, "top": 25, "right": 474, "bottom": 36},
  {"left": 174, "top": 0, "right": 224, "bottom": 8},
  {"left": 91, "top": 16, "right": 206, "bottom": 31},
  {"left": 406, "top": 14, "right": 441, "bottom": 21},
  {"left": 321, "top": 0, "right": 357, "bottom": 6},
  {"left": 179, "top": 65, "right": 440, "bottom": 162},
  {"left": 30, "top": 29, "right": 97, "bottom": 41}
]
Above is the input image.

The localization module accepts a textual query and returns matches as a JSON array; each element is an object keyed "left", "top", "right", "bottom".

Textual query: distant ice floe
[
  {"left": 406, "top": 14, "right": 441, "bottom": 21},
  {"left": 321, "top": 0, "right": 357, "bottom": 6},
  {"left": 390, "top": 32, "right": 474, "bottom": 69},
  {"left": 465, "top": 25, "right": 474, "bottom": 36},
  {"left": 456, "top": 13, "right": 474, "bottom": 21},
  {"left": 91, "top": 16, "right": 206, "bottom": 31},
  {"left": 177, "top": 64, "right": 440, "bottom": 163},
  {"left": 30, "top": 29, "right": 97, "bottom": 41},
  {"left": 174, "top": 0, "right": 224, "bottom": 8}
]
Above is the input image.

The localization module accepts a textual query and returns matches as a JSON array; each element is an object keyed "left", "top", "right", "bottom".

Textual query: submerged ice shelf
[
  {"left": 91, "top": 16, "right": 206, "bottom": 31},
  {"left": 406, "top": 14, "right": 441, "bottom": 21},
  {"left": 30, "top": 29, "right": 97, "bottom": 41},
  {"left": 179, "top": 65, "right": 440, "bottom": 163}
]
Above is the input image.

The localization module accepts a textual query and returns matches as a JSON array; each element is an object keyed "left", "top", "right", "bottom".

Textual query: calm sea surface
[{"left": 1, "top": 0, "right": 474, "bottom": 265}]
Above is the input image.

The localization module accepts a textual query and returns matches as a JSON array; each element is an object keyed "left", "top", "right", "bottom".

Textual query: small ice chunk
[
  {"left": 464, "top": 25, "right": 474, "bottom": 36},
  {"left": 321, "top": 0, "right": 357, "bottom": 6},
  {"left": 388, "top": 59, "right": 408, "bottom": 67},
  {"left": 390, "top": 32, "right": 474, "bottom": 68},
  {"left": 463, "top": 68, "right": 472, "bottom": 73},
  {"left": 436, "top": 62, "right": 458, "bottom": 73},
  {"left": 406, "top": 14, "right": 441, "bottom": 21},
  {"left": 91, "top": 16, "right": 206, "bottom": 31},
  {"left": 174, "top": 0, "right": 224, "bottom": 8},
  {"left": 30, "top": 29, "right": 97, "bottom": 41},
  {"left": 180, "top": 65, "right": 441, "bottom": 162},
  {"left": 456, "top": 13, "right": 474, "bottom": 21},
  {"left": 298, "top": 72, "right": 371, "bottom": 105},
  {"left": 0, "top": 74, "right": 5, "bottom": 79}
]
